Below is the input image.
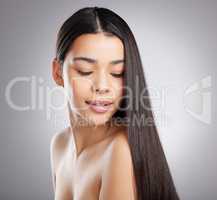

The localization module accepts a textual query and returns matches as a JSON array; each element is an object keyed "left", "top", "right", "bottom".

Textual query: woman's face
[{"left": 60, "top": 33, "right": 125, "bottom": 126}]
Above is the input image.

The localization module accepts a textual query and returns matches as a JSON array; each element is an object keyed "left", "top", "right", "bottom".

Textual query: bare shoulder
[
  {"left": 50, "top": 127, "right": 70, "bottom": 150},
  {"left": 105, "top": 126, "right": 133, "bottom": 159},
  {"left": 50, "top": 126, "right": 70, "bottom": 190},
  {"left": 106, "top": 130, "right": 131, "bottom": 162},
  {"left": 102, "top": 127, "right": 131, "bottom": 163},
  {"left": 50, "top": 126, "right": 70, "bottom": 166},
  {"left": 99, "top": 129, "right": 138, "bottom": 200}
]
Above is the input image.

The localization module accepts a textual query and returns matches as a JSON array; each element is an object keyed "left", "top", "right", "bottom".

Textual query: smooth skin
[{"left": 51, "top": 33, "right": 137, "bottom": 200}]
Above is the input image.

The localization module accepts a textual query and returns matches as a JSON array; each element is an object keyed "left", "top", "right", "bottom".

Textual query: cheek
[
  {"left": 66, "top": 68, "right": 89, "bottom": 97},
  {"left": 117, "top": 79, "right": 124, "bottom": 95},
  {"left": 112, "top": 79, "right": 124, "bottom": 100},
  {"left": 71, "top": 79, "right": 90, "bottom": 100}
]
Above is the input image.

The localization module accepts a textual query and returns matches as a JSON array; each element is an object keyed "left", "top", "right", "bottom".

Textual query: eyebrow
[{"left": 73, "top": 56, "right": 125, "bottom": 65}]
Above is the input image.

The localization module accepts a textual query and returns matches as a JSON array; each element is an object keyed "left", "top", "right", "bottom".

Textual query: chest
[{"left": 55, "top": 153, "right": 102, "bottom": 200}]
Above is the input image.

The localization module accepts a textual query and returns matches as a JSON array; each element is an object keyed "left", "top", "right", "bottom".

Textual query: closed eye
[
  {"left": 77, "top": 70, "right": 124, "bottom": 78},
  {"left": 77, "top": 70, "right": 93, "bottom": 76},
  {"left": 111, "top": 72, "right": 124, "bottom": 78}
]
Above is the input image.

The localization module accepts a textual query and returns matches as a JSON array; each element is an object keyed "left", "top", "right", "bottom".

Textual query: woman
[{"left": 50, "top": 6, "right": 180, "bottom": 200}]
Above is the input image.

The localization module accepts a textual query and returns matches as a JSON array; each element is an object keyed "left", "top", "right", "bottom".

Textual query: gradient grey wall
[{"left": 0, "top": 0, "right": 216, "bottom": 199}]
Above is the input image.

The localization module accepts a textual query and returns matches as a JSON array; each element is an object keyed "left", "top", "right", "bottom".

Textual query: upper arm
[
  {"left": 99, "top": 134, "right": 138, "bottom": 200},
  {"left": 50, "top": 135, "right": 57, "bottom": 192},
  {"left": 50, "top": 131, "right": 67, "bottom": 193}
]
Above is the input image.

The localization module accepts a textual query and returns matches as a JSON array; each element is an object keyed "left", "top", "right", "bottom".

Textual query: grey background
[{"left": 0, "top": 0, "right": 216, "bottom": 199}]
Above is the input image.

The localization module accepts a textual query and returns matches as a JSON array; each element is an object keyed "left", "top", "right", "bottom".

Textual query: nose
[
  {"left": 94, "top": 87, "right": 109, "bottom": 94},
  {"left": 91, "top": 72, "right": 110, "bottom": 94},
  {"left": 92, "top": 83, "right": 110, "bottom": 94}
]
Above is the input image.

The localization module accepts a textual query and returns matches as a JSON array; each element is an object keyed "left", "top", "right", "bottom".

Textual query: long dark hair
[{"left": 55, "top": 6, "right": 180, "bottom": 200}]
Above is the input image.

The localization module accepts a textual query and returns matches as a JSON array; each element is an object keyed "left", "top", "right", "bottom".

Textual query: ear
[{"left": 52, "top": 58, "right": 64, "bottom": 87}]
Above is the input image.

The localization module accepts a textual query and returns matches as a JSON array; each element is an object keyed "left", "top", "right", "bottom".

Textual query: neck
[{"left": 68, "top": 112, "right": 112, "bottom": 159}]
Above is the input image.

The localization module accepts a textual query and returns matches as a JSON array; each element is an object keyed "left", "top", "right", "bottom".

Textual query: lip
[
  {"left": 85, "top": 100, "right": 113, "bottom": 106},
  {"left": 85, "top": 100, "right": 113, "bottom": 113}
]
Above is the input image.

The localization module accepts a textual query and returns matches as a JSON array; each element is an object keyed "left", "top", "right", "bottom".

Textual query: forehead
[{"left": 66, "top": 33, "right": 124, "bottom": 62}]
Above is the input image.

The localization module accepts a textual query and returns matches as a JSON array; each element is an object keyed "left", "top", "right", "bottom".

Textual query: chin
[{"left": 85, "top": 114, "right": 112, "bottom": 127}]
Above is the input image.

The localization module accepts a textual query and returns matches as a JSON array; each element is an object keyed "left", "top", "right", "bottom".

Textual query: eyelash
[{"left": 77, "top": 70, "right": 124, "bottom": 78}]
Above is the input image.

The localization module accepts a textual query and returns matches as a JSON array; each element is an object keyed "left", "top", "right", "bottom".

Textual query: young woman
[{"left": 50, "top": 6, "right": 180, "bottom": 200}]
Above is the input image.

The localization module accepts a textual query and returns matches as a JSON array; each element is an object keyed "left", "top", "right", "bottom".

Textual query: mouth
[
  {"left": 85, "top": 100, "right": 113, "bottom": 113},
  {"left": 85, "top": 100, "right": 113, "bottom": 106}
]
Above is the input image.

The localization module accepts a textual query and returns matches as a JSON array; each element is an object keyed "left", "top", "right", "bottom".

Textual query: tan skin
[{"left": 51, "top": 32, "right": 137, "bottom": 200}]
